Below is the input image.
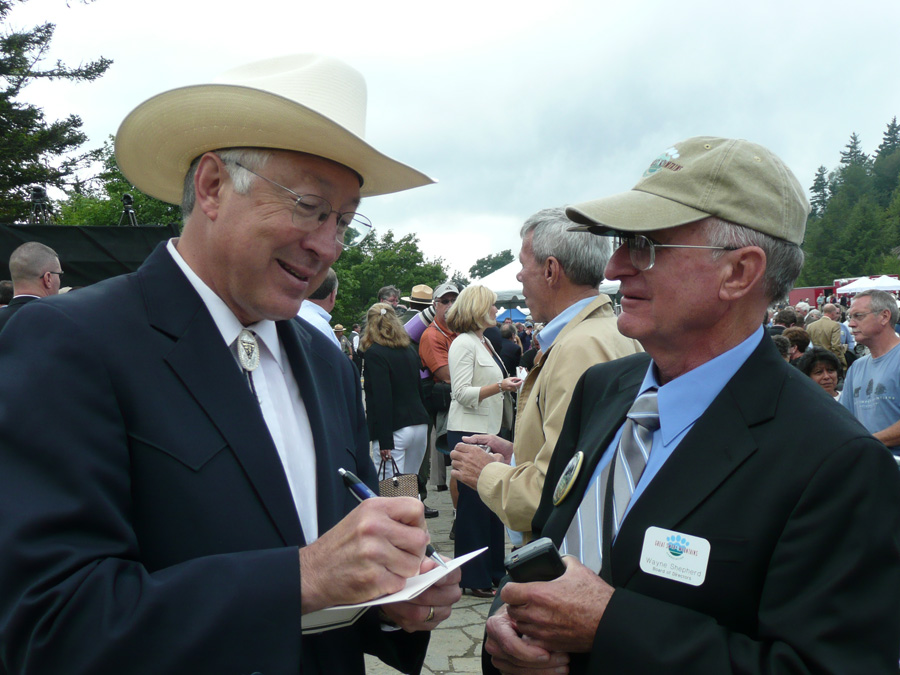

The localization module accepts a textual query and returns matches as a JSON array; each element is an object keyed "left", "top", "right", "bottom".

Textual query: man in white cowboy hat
[
  {"left": 483, "top": 137, "right": 900, "bottom": 674},
  {"left": 0, "top": 54, "right": 460, "bottom": 675}
]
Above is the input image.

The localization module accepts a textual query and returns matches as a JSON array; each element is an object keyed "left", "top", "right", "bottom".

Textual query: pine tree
[
  {"left": 0, "top": 0, "right": 111, "bottom": 223},
  {"left": 839, "top": 132, "right": 869, "bottom": 167},
  {"left": 876, "top": 117, "right": 900, "bottom": 158},
  {"left": 810, "top": 166, "right": 829, "bottom": 217},
  {"left": 873, "top": 117, "right": 900, "bottom": 206}
]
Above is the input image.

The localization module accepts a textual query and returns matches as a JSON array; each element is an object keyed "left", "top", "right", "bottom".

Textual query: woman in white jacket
[{"left": 446, "top": 285, "right": 521, "bottom": 596}]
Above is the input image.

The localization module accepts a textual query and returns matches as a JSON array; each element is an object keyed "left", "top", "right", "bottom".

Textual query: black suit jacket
[
  {"left": 0, "top": 295, "right": 37, "bottom": 333},
  {"left": 0, "top": 244, "right": 428, "bottom": 674},
  {"left": 492, "top": 339, "right": 900, "bottom": 673},
  {"left": 363, "top": 342, "right": 430, "bottom": 449},
  {"left": 498, "top": 339, "right": 521, "bottom": 378}
]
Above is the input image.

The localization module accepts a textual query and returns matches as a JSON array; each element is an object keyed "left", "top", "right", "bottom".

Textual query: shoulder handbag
[{"left": 378, "top": 455, "right": 419, "bottom": 498}]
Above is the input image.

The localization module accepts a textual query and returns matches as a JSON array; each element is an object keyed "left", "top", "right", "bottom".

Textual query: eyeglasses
[
  {"left": 41, "top": 271, "right": 64, "bottom": 279},
  {"left": 232, "top": 162, "right": 372, "bottom": 248},
  {"left": 614, "top": 233, "right": 739, "bottom": 271},
  {"left": 436, "top": 297, "right": 456, "bottom": 306},
  {"left": 848, "top": 311, "right": 878, "bottom": 322}
]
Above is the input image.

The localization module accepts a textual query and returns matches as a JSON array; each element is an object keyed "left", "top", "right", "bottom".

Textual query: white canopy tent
[
  {"left": 475, "top": 260, "right": 621, "bottom": 303},
  {"left": 835, "top": 275, "right": 900, "bottom": 294}
]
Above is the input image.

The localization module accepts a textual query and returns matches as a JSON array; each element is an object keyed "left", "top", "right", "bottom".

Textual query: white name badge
[{"left": 639, "top": 526, "right": 711, "bottom": 587}]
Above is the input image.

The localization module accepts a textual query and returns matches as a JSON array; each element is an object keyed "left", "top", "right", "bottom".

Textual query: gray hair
[
  {"left": 854, "top": 289, "right": 900, "bottom": 325},
  {"left": 180, "top": 148, "right": 274, "bottom": 220},
  {"left": 377, "top": 285, "right": 401, "bottom": 302},
  {"left": 520, "top": 207, "right": 612, "bottom": 287},
  {"left": 805, "top": 309, "right": 822, "bottom": 326},
  {"left": 702, "top": 218, "right": 804, "bottom": 303},
  {"left": 8, "top": 242, "right": 59, "bottom": 283}
]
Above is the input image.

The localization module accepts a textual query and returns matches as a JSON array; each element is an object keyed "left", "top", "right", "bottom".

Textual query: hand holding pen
[{"left": 339, "top": 468, "right": 447, "bottom": 569}]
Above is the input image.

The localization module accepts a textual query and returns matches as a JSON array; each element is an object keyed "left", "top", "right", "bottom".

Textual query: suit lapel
[
  {"left": 611, "top": 339, "right": 783, "bottom": 585},
  {"left": 141, "top": 245, "right": 304, "bottom": 546}
]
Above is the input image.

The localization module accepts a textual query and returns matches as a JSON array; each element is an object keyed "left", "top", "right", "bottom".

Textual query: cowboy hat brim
[{"left": 115, "top": 84, "right": 435, "bottom": 204}]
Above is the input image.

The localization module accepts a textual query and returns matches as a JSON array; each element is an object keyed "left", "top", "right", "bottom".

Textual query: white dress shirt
[
  {"left": 167, "top": 240, "right": 319, "bottom": 542},
  {"left": 297, "top": 300, "right": 341, "bottom": 350}
]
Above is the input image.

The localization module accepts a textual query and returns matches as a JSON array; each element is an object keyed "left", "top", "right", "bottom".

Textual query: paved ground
[{"left": 364, "top": 486, "right": 507, "bottom": 674}]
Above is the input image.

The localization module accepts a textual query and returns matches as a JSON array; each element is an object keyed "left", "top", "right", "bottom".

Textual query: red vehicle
[{"left": 788, "top": 286, "right": 832, "bottom": 308}]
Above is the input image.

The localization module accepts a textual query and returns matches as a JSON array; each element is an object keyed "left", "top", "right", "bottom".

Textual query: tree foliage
[
  {"left": 0, "top": 0, "right": 111, "bottom": 223},
  {"left": 57, "top": 137, "right": 181, "bottom": 226},
  {"left": 468, "top": 249, "right": 514, "bottom": 280},
  {"left": 331, "top": 229, "right": 448, "bottom": 326},
  {"left": 799, "top": 122, "right": 900, "bottom": 287}
]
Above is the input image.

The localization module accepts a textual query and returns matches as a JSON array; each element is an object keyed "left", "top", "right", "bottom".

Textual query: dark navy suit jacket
[
  {"left": 0, "top": 295, "right": 37, "bottom": 334},
  {"left": 487, "top": 339, "right": 900, "bottom": 674},
  {"left": 0, "top": 244, "right": 427, "bottom": 674}
]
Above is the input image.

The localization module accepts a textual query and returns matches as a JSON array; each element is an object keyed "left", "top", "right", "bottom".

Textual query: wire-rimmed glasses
[
  {"left": 233, "top": 162, "right": 373, "bottom": 248},
  {"left": 614, "top": 233, "right": 738, "bottom": 271}
]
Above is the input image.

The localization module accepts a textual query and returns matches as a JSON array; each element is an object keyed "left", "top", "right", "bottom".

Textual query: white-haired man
[
  {"left": 450, "top": 207, "right": 642, "bottom": 542},
  {"left": 842, "top": 289, "right": 900, "bottom": 455},
  {"left": 0, "top": 54, "right": 459, "bottom": 674},
  {"left": 484, "top": 137, "right": 900, "bottom": 674}
]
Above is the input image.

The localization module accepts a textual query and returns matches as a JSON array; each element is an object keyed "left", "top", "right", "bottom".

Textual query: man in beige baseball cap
[
  {"left": 0, "top": 54, "right": 460, "bottom": 674},
  {"left": 484, "top": 137, "right": 900, "bottom": 674}
]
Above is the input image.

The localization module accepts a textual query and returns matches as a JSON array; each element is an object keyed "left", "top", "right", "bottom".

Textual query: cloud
[{"left": 9, "top": 0, "right": 900, "bottom": 272}]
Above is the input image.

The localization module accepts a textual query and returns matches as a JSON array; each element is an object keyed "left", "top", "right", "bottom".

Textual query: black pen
[{"left": 339, "top": 468, "right": 448, "bottom": 569}]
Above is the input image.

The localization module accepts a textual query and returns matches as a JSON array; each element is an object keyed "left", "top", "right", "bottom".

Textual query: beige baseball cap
[{"left": 566, "top": 137, "right": 810, "bottom": 245}]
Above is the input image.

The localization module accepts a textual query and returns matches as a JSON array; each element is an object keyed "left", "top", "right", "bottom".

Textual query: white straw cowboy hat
[{"left": 115, "top": 54, "right": 434, "bottom": 204}]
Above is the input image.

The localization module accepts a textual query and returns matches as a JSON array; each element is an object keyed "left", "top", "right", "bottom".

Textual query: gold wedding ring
[{"left": 425, "top": 606, "right": 435, "bottom": 622}]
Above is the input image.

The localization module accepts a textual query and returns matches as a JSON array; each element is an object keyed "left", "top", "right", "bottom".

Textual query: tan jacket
[
  {"left": 476, "top": 295, "right": 643, "bottom": 539},
  {"left": 807, "top": 316, "right": 847, "bottom": 369}
]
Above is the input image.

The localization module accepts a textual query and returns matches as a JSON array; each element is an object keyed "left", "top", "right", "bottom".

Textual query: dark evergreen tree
[
  {"left": 798, "top": 120, "right": 900, "bottom": 286},
  {"left": 0, "top": 0, "right": 111, "bottom": 223},
  {"left": 873, "top": 118, "right": 900, "bottom": 206},
  {"left": 876, "top": 117, "right": 900, "bottom": 158},
  {"left": 810, "top": 166, "right": 828, "bottom": 217},
  {"left": 839, "top": 132, "right": 869, "bottom": 167}
]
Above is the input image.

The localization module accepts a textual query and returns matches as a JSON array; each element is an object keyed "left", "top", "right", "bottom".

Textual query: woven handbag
[{"left": 378, "top": 455, "right": 419, "bottom": 498}]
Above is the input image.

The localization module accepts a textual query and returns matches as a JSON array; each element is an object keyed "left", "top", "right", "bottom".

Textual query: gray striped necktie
[{"left": 562, "top": 389, "right": 659, "bottom": 573}]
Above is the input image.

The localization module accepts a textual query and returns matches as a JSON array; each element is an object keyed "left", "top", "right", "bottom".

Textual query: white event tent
[{"left": 835, "top": 275, "right": 900, "bottom": 294}]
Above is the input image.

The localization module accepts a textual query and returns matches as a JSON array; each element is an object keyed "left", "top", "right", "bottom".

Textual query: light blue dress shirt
[
  {"left": 582, "top": 326, "right": 764, "bottom": 528},
  {"left": 537, "top": 296, "right": 596, "bottom": 348}
]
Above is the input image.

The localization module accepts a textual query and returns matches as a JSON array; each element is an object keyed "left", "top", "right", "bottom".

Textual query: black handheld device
[{"left": 504, "top": 537, "right": 566, "bottom": 583}]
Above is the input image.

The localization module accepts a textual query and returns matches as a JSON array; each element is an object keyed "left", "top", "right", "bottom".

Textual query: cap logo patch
[{"left": 644, "top": 147, "right": 683, "bottom": 177}]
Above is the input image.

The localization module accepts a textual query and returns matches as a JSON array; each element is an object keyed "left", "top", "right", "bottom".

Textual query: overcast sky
[{"left": 9, "top": 0, "right": 900, "bottom": 277}]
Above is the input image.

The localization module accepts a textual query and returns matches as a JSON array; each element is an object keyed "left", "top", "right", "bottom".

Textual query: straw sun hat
[{"left": 115, "top": 54, "right": 434, "bottom": 205}]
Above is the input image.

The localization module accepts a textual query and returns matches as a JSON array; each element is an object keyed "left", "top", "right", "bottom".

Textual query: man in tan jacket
[
  {"left": 450, "top": 207, "right": 642, "bottom": 541},
  {"left": 807, "top": 303, "right": 847, "bottom": 371}
]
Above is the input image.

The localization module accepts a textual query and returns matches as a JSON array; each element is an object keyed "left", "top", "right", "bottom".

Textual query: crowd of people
[{"left": 0, "top": 52, "right": 898, "bottom": 675}]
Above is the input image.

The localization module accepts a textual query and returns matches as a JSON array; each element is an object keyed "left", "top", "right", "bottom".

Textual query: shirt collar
[
  {"left": 639, "top": 327, "right": 764, "bottom": 446},
  {"left": 300, "top": 300, "right": 332, "bottom": 324},
  {"left": 539, "top": 296, "right": 597, "bottom": 348},
  {"left": 166, "top": 239, "right": 283, "bottom": 370}
]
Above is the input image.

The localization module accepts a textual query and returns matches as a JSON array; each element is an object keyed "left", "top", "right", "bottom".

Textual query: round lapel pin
[{"left": 553, "top": 450, "right": 584, "bottom": 505}]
